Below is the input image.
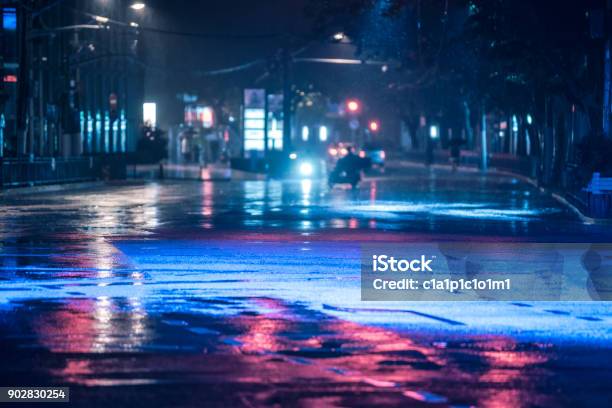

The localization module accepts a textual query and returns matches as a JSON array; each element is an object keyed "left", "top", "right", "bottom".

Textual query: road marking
[{"left": 322, "top": 304, "right": 466, "bottom": 326}]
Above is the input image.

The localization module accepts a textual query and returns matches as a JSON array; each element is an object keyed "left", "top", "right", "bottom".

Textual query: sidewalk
[
  {"left": 390, "top": 156, "right": 607, "bottom": 225},
  {"left": 0, "top": 180, "right": 146, "bottom": 197}
]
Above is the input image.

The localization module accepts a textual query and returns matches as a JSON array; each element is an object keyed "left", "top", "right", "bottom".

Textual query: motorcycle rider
[{"left": 329, "top": 147, "right": 362, "bottom": 189}]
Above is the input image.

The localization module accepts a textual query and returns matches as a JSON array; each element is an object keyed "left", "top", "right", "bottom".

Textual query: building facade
[{"left": 1, "top": 0, "right": 144, "bottom": 160}]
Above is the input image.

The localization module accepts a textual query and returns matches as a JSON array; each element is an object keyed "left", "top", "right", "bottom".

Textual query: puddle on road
[{"left": 0, "top": 295, "right": 609, "bottom": 407}]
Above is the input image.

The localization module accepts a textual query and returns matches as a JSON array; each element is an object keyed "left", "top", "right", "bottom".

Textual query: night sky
[
  {"left": 141, "top": 0, "right": 308, "bottom": 126},
  {"left": 138, "top": 0, "right": 392, "bottom": 130}
]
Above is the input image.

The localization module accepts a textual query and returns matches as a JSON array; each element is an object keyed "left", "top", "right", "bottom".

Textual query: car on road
[
  {"left": 288, "top": 150, "right": 326, "bottom": 179},
  {"left": 359, "top": 143, "right": 386, "bottom": 169}
]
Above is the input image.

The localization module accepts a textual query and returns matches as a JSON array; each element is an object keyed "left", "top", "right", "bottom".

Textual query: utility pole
[
  {"left": 16, "top": 3, "right": 30, "bottom": 156},
  {"left": 282, "top": 47, "right": 292, "bottom": 152},
  {"left": 604, "top": 39, "right": 611, "bottom": 137}
]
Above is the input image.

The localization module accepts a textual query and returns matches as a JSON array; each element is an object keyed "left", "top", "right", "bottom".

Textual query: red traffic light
[
  {"left": 369, "top": 120, "right": 380, "bottom": 132},
  {"left": 346, "top": 99, "right": 360, "bottom": 113}
]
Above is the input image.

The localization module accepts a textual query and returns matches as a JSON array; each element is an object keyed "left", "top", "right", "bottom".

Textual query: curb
[
  {"left": 392, "top": 159, "right": 609, "bottom": 225},
  {"left": 490, "top": 169, "right": 601, "bottom": 225}
]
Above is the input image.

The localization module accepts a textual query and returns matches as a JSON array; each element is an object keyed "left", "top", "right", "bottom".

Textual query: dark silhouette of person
[
  {"left": 448, "top": 135, "right": 465, "bottom": 172},
  {"left": 330, "top": 147, "right": 362, "bottom": 188}
]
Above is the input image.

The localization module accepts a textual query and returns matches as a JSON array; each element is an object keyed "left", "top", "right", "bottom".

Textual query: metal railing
[{"left": 0, "top": 156, "right": 126, "bottom": 189}]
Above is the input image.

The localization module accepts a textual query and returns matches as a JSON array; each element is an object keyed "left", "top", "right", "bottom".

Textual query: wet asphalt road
[{"left": 0, "top": 163, "right": 611, "bottom": 407}]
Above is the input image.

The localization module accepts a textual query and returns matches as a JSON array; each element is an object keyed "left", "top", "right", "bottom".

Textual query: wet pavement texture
[{"left": 1, "top": 164, "right": 611, "bottom": 407}]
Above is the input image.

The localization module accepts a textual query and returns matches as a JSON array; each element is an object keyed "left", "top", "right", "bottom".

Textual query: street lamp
[
  {"left": 93, "top": 15, "right": 109, "bottom": 24},
  {"left": 130, "top": 2, "right": 146, "bottom": 10},
  {"left": 333, "top": 32, "right": 345, "bottom": 41}
]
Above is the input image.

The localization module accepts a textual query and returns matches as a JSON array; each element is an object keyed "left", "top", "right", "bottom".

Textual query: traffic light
[
  {"left": 369, "top": 120, "right": 380, "bottom": 132},
  {"left": 346, "top": 99, "right": 360, "bottom": 113}
]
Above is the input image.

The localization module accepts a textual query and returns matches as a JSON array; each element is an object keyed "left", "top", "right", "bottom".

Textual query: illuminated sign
[
  {"left": 185, "top": 105, "right": 215, "bottom": 128},
  {"left": 2, "top": 8, "right": 17, "bottom": 31},
  {"left": 244, "top": 89, "right": 265, "bottom": 109},
  {"left": 243, "top": 89, "right": 266, "bottom": 153},
  {"left": 143, "top": 102, "right": 157, "bottom": 127},
  {"left": 245, "top": 109, "right": 265, "bottom": 119},
  {"left": 243, "top": 109, "right": 265, "bottom": 151},
  {"left": 267, "top": 94, "right": 283, "bottom": 150},
  {"left": 199, "top": 106, "right": 214, "bottom": 128},
  {"left": 3, "top": 75, "right": 17, "bottom": 83}
]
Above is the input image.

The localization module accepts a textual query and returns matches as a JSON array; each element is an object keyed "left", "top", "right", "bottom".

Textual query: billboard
[{"left": 243, "top": 89, "right": 266, "bottom": 153}]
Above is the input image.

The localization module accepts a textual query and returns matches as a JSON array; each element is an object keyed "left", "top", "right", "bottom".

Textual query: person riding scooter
[{"left": 329, "top": 147, "right": 363, "bottom": 189}]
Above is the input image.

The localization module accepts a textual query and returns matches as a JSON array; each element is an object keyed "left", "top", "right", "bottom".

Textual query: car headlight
[{"left": 299, "top": 162, "right": 314, "bottom": 177}]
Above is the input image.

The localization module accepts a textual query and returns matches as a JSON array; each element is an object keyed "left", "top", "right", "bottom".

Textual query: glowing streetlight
[
  {"left": 94, "top": 15, "right": 109, "bottom": 23},
  {"left": 333, "top": 32, "right": 345, "bottom": 41},
  {"left": 130, "top": 2, "right": 146, "bottom": 10}
]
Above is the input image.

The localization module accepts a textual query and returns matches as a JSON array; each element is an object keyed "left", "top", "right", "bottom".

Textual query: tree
[{"left": 307, "top": 0, "right": 606, "bottom": 182}]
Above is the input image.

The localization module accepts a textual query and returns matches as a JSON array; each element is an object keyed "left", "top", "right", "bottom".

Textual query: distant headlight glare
[{"left": 299, "top": 162, "right": 314, "bottom": 177}]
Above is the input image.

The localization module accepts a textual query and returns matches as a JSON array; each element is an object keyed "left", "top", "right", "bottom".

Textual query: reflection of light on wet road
[
  {"left": 92, "top": 296, "right": 114, "bottom": 352},
  {"left": 301, "top": 179, "right": 312, "bottom": 197},
  {"left": 235, "top": 298, "right": 290, "bottom": 353},
  {"left": 1, "top": 166, "right": 611, "bottom": 404},
  {"left": 339, "top": 201, "right": 557, "bottom": 221},
  {"left": 369, "top": 181, "right": 377, "bottom": 202},
  {"left": 473, "top": 338, "right": 552, "bottom": 408},
  {"left": 94, "top": 238, "right": 115, "bottom": 280},
  {"left": 201, "top": 181, "right": 214, "bottom": 217},
  {"left": 435, "top": 208, "right": 554, "bottom": 221}
]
